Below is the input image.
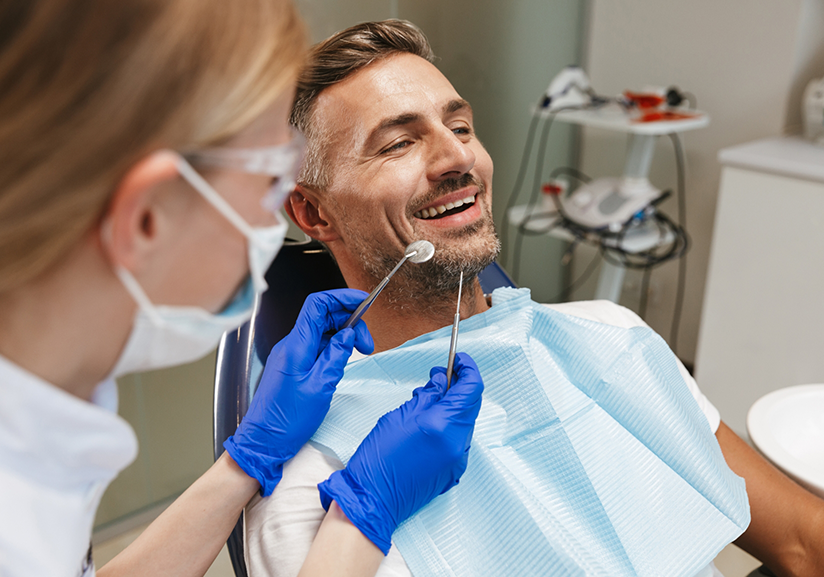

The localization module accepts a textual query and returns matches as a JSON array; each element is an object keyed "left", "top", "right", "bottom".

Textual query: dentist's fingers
[
  {"left": 414, "top": 353, "right": 483, "bottom": 448},
  {"left": 435, "top": 353, "right": 484, "bottom": 414},
  {"left": 316, "top": 353, "right": 486, "bottom": 554},
  {"left": 283, "top": 289, "right": 370, "bottom": 372},
  {"left": 310, "top": 329, "right": 359, "bottom": 397},
  {"left": 407, "top": 370, "right": 449, "bottom": 413}
]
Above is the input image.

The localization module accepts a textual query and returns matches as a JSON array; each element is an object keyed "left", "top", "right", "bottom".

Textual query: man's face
[{"left": 313, "top": 52, "right": 499, "bottom": 299}]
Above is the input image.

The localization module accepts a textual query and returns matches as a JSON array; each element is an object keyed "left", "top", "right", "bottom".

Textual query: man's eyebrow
[
  {"left": 445, "top": 98, "right": 472, "bottom": 115},
  {"left": 363, "top": 100, "right": 473, "bottom": 152},
  {"left": 365, "top": 113, "right": 423, "bottom": 150}
]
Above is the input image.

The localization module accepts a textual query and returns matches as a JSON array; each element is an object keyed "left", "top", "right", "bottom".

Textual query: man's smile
[
  {"left": 413, "top": 190, "right": 477, "bottom": 220},
  {"left": 410, "top": 173, "right": 488, "bottom": 231}
]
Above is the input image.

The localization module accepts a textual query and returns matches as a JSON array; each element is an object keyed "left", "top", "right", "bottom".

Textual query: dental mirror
[
  {"left": 405, "top": 239, "right": 435, "bottom": 264},
  {"left": 341, "top": 240, "right": 435, "bottom": 330}
]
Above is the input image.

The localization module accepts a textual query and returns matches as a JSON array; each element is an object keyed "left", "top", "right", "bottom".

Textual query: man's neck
[{"left": 358, "top": 278, "right": 490, "bottom": 353}]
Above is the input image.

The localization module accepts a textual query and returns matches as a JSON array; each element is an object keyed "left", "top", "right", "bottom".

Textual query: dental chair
[{"left": 213, "top": 239, "right": 515, "bottom": 577}]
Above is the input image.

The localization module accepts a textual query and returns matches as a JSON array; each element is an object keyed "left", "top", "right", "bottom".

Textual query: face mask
[{"left": 110, "top": 132, "right": 304, "bottom": 377}]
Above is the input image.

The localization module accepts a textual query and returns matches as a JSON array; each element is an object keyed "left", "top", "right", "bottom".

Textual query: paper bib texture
[{"left": 312, "top": 288, "right": 749, "bottom": 577}]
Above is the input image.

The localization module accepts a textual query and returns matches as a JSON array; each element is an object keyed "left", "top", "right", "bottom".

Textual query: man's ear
[
  {"left": 99, "top": 150, "right": 182, "bottom": 272},
  {"left": 285, "top": 185, "right": 340, "bottom": 242}
]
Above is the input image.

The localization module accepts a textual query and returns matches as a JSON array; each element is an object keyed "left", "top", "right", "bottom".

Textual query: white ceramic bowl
[{"left": 747, "top": 384, "right": 824, "bottom": 498}]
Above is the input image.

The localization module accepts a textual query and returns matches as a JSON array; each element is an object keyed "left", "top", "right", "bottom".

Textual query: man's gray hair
[{"left": 290, "top": 19, "right": 435, "bottom": 190}]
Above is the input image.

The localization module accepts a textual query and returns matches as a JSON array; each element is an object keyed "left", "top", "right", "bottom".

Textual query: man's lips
[{"left": 413, "top": 188, "right": 478, "bottom": 220}]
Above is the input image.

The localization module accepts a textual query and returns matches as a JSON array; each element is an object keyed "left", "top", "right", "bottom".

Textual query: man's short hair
[{"left": 291, "top": 20, "right": 435, "bottom": 190}]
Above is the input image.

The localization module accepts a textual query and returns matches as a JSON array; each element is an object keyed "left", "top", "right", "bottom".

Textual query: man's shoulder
[{"left": 539, "top": 300, "right": 649, "bottom": 330}]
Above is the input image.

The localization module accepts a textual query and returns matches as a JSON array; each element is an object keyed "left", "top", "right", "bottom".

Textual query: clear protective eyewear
[{"left": 184, "top": 128, "right": 306, "bottom": 214}]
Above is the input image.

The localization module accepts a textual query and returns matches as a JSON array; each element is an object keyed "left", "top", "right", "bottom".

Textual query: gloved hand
[
  {"left": 317, "top": 352, "right": 484, "bottom": 554},
  {"left": 224, "top": 289, "right": 374, "bottom": 496}
]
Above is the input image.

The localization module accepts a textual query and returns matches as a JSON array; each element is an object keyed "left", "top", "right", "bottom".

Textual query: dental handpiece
[
  {"left": 341, "top": 240, "right": 435, "bottom": 330},
  {"left": 445, "top": 270, "right": 463, "bottom": 390}
]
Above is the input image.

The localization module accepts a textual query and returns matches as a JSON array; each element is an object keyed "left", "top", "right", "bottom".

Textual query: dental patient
[{"left": 246, "top": 20, "right": 824, "bottom": 577}]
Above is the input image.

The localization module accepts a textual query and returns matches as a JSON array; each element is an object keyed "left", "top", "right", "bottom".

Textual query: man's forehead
[{"left": 314, "top": 53, "right": 464, "bottom": 146}]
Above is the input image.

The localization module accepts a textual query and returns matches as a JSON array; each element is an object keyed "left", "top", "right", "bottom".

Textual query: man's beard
[{"left": 350, "top": 175, "right": 501, "bottom": 313}]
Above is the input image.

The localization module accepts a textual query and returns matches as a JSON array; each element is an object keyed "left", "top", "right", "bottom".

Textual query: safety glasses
[{"left": 184, "top": 129, "right": 306, "bottom": 213}]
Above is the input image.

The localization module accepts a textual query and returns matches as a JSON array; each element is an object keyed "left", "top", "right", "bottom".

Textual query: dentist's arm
[
  {"left": 300, "top": 353, "right": 484, "bottom": 574},
  {"left": 716, "top": 422, "right": 824, "bottom": 577},
  {"left": 99, "top": 452, "right": 388, "bottom": 577},
  {"left": 99, "top": 452, "right": 389, "bottom": 577}
]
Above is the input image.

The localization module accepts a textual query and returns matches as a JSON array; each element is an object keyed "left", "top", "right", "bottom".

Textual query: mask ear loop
[
  {"left": 176, "top": 153, "right": 288, "bottom": 293},
  {"left": 175, "top": 155, "right": 261, "bottom": 244},
  {"left": 99, "top": 216, "right": 167, "bottom": 326},
  {"left": 113, "top": 266, "right": 167, "bottom": 326}
]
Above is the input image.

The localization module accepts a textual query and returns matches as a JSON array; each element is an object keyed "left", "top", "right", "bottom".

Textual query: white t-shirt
[
  {"left": 245, "top": 300, "right": 722, "bottom": 577},
  {"left": 0, "top": 356, "right": 138, "bottom": 577}
]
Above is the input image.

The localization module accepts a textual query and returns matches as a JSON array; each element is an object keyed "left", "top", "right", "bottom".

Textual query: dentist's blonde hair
[{"left": 0, "top": 0, "right": 306, "bottom": 293}]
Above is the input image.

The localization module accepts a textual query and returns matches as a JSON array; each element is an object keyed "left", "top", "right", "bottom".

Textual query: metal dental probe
[
  {"left": 445, "top": 270, "right": 463, "bottom": 390},
  {"left": 341, "top": 240, "right": 435, "bottom": 330}
]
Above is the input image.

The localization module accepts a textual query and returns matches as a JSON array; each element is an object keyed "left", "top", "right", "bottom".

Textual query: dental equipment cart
[{"left": 508, "top": 106, "right": 708, "bottom": 303}]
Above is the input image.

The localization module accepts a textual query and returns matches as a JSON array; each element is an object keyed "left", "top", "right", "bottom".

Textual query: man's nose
[{"left": 428, "top": 127, "right": 475, "bottom": 181}]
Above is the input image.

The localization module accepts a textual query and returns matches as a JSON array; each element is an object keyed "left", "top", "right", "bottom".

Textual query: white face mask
[{"left": 110, "top": 132, "right": 304, "bottom": 378}]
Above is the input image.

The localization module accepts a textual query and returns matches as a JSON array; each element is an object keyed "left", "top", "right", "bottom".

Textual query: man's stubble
[{"left": 336, "top": 176, "right": 501, "bottom": 317}]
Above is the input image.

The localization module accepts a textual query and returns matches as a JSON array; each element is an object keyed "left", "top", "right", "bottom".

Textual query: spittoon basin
[{"left": 747, "top": 384, "right": 824, "bottom": 499}]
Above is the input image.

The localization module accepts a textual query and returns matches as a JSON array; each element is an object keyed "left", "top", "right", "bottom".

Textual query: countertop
[{"left": 718, "top": 135, "right": 824, "bottom": 183}]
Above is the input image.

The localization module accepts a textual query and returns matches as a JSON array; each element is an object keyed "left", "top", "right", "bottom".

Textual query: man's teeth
[{"left": 414, "top": 196, "right": 476, "bottom": 219}]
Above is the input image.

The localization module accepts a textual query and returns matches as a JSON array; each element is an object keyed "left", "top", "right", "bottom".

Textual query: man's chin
[
  {"left": 435, "top": 213, "right": 499, "bottom": 260},
  {"left": 354, "top": 212, "right": 499, "bottom": 301},
  {"left": 406, "top": 219, "right": 500, "bottom": 293}
]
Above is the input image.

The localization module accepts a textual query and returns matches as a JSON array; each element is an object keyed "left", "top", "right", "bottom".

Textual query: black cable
[
  {"left": 549, "top": 166, "right": 592, "bottom": 189},
  {"left": 511, "top": 113, "right": 554, "bottom": 281},
  {"left": 508, "top": 104, "right": 593, "bottom": 283},
  {"left": 598, "top": 211, "right": 688, "bottom": 270},
  {"left": 516, "top": 211, "right": 563, "bottom": 236},
  {"left": 668, "top": 132, "right": 688, "bottom": 355},
  {"left": 639, "top": 267, "right": 652, "bottom": 319},
  {"left": 501, "top": 104, "right": 543, "bottom": 267},
  {"left": 548, "top": 195, "right": 687, "bottom": 272}
]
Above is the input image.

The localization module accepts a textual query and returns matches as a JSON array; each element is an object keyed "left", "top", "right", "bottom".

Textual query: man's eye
[
  {"left": 453, "top": 126, "right": 472, "bottom": 136},
  {"left": 381, "top": 140, "right": 410, "bottom": 154}
]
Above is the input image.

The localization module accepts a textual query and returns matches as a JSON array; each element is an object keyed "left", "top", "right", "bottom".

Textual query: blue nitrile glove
[
  {"left": 317, "top": 352, "right": 484, "bottom": 554},
  {"left": 224, "top": 289, "right": 374, "bottom": 496}
]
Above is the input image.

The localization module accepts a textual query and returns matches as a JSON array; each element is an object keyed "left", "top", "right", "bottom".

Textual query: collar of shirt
[{"left": 0, "top": 354, "right": 137, "bottom": 488}]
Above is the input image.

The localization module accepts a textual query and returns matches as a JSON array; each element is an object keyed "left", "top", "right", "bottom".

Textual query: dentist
[{"left": 0, "top": 2, "right": 483, "bottom": 577}]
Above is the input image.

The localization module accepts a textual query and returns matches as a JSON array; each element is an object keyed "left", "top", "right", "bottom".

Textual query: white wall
[{"left": 578, "top": 0, "right": 807, "bottom": 365}]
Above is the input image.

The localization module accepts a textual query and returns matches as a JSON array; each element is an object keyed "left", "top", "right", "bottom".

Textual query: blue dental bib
[{"left": 312, "top": 288, "right": 749, "bottom": 577}]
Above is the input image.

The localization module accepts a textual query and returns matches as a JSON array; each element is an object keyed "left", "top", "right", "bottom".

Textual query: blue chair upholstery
[{"left": 213, "top": 239, "right": 515, "bottom": 576}]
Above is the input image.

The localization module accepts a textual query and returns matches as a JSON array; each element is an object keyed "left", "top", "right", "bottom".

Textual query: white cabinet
[{"left": 694, "top": 137, "right": 824, "bottom": 438}]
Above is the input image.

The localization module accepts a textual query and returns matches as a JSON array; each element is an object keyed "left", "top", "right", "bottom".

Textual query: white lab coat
[{"left": 0, "top": 355, "right": 137, "bottom": 577}]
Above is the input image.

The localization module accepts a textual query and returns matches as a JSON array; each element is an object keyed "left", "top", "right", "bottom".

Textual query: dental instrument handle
[
  {"left": 445, "top": 271, "right": 463, "bottom": 390},
  {"left": 445, "top": 316, "right": 459, "bottom": 389},
  {"left": 341, "top": 253, "right": 413, "bottom": 330}
]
